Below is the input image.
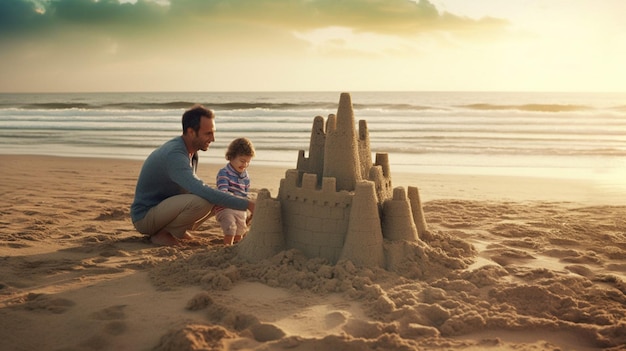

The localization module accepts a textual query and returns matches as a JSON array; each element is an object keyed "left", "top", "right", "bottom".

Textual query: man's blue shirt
[{"left": 130, "top": 136, "right": 248, "bottom": 223}]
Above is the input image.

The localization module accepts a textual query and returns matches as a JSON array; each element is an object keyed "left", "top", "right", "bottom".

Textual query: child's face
[{"left": 230, "top": 155, "right": 253, "bottom": 174}]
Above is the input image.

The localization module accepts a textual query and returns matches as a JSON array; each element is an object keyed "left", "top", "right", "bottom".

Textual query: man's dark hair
[{"left": 182, "top": 104, "right": 214, "bottom": 134}]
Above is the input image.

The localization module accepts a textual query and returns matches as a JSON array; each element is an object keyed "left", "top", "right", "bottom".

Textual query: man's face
[{"left": 192, "top": 116, "right": 215, "bottom": 152}]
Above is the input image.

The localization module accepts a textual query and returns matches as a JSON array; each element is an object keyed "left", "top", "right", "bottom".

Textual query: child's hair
[{"left": 225, "top": 137, "right": 255, "bottom": 160}]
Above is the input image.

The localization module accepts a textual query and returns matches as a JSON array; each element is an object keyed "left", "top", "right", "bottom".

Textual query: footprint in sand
[
  {"left": 90, "top": 305, "right": 129, "bottom": 336},
  {"left": 90, "top": 304, "right": 127, "bottom": 320},
  {"left": 103, "top": 320, "right": 127, "bottom": 335},
  {"left": 20, "top": 293, "right": 75, "bottom": 314},
  {"left": 95, "top": 208, "right": 127, "bottom": 220},
  {"left": 325, "top": 311, "right": 349, "bottom": 328},
  {"left": 248, "top": 323, "right": 286, "bottom": 342}
]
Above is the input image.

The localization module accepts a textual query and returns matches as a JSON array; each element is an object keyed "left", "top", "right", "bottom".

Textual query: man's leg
[{"left": 134, "top": 194, "right": 213, "bottom": 245}]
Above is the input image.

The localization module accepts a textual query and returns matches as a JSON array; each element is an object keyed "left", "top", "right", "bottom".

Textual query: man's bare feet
[
  {"left": 180, "top": 232, "right": 194, "bottom": 240},
  {"left": 150, "top": 230, "right": 181, "bottom": 246}
]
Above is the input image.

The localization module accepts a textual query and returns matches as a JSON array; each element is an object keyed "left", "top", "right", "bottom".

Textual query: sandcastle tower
[
  {"left": 237, "top": 93, "right": 428, "bottom": 268},
  {"left": 323, "top": 93, "right": 362, "bottom": 191}
]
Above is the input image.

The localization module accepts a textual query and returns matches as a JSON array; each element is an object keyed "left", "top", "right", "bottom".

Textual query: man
[{"left": 130, "top": 104, "right": 255, "bottom": 246}]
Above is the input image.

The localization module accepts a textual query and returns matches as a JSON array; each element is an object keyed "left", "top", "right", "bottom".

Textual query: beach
[{"left": 0, "top": 154, "right": 625, "bottom": 350}]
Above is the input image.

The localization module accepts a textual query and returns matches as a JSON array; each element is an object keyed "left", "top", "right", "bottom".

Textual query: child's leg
[
  {"left": 223, "top": 235, "right": 235, "bottom": 245},
  {"left": 216, "top": 209, "right": 238, "bottom": 246},
  {"left": 233, "top": 210, "right": 248, "bottom": 244}
]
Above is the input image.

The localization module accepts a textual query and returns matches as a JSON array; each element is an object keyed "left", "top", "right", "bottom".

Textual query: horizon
[
  {"left": 4, "top": 89, "right": 626, "bottom": 98},
  {"left": 1, "top": 0, "right": 625, "bottom": 93},
  {"left": 3, "top": 90, "right": 626, "bottom": 95}
]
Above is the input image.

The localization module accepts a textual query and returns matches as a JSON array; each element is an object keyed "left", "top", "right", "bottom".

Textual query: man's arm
[{"left": 167, "top": 151, "right": 249, "bottom": 211}]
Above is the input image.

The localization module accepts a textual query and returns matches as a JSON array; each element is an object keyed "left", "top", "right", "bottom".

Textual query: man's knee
[{"left": 186, "top": 195, "right": 213, "bottom": 214}]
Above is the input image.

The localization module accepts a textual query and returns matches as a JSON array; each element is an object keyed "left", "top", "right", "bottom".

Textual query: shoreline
[{"left": 1, "top": 154, "right": 623, "bottom": 205}]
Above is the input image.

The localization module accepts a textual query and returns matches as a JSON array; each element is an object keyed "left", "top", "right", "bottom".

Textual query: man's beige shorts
[{"left": 133, "top": 194, "right": 213, "bottom": 238}]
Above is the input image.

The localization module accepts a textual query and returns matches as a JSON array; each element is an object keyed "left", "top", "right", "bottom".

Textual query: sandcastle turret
[
  {"left": 323, "top": 93, "right": 362, "bottom": 191},
  {"left": 358, "top": 120, "right": 373, "bottom": 179},
  {"left": 382, "top": 187, "right": 419, "bottom": 242},
  {"left": 236, "top": 189, "right": 284, "bottom": 262},
  {"left": 339, "top": 181, "right": 385, "bottom": 267},
  {"left": 369, "top": 153, "right": 393, "bottom": 205},
  {"left": 296, "top": 115, "right": 325, "bottom": 181},
  {"left": 408, "top": 186, "right": 428, "bottom": 237}
]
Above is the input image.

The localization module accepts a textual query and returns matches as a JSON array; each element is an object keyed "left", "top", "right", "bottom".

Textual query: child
[{"left": 214, "top": 137, "right": 255, "bottom": 245}]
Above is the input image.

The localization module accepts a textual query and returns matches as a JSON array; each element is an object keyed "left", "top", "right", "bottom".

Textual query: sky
[{"left": 0, "top": 0, "right": 624, "bottom": 93}]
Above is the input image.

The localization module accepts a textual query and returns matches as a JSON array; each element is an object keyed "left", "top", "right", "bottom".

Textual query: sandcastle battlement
[{"left": 237, "top": 93, "right": 428, "bottom": 268}]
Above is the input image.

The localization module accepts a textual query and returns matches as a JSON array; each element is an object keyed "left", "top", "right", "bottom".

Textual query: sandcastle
[{"left": 237, "top": 92, "right": 429, "bottom": 268}]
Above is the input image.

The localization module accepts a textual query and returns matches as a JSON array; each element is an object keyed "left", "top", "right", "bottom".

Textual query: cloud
[
  {"left": 0, "top": 0, "right": 510, "bottom": 66},
  {"left": 0, "top": 0, "right": 507, "bottom": 41},
  {"left": 0, "top": 0, "right": 513, "bottom": 92},
  {"left": 0, "top": 0, "right": 169, "bottom": 40}
]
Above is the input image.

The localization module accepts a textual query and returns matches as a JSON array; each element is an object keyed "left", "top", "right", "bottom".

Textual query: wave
[
  {"left": 374, "top": 144, "right": 626, "bottom": 157},
  {"left": 461, "top": 103, "right": 593, "bottom": 113},
  {"left": 8, "top": 101, "right": 201, "bottom": 110},
  {"left": 4, "top": 101, "right": 591, "bottom": 113},
  {"left": 1, "top": 92, "right": 624, "bottom": 172},
  {"left": 4, "top": 100, "right": 619, "bottom": 114},
  {"left": 4, "top": 101, "right": 340, "bottom": 111},
  {"left": 614, "top": 105, "right": 626, "bottom": 112}
]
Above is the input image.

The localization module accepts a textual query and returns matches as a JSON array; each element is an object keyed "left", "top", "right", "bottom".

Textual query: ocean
[{"left": 1, "top": 91, "right": 625, "bottom": 186}]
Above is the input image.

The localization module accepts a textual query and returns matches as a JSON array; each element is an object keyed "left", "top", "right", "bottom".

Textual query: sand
[{"left": 1, "top": 154, "right": 625, "bottom": 351}]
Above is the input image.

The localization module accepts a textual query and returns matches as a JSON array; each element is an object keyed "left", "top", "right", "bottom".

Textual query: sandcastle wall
[{"left": 278, "top": 170, "right": 353, "bottom": 263}]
